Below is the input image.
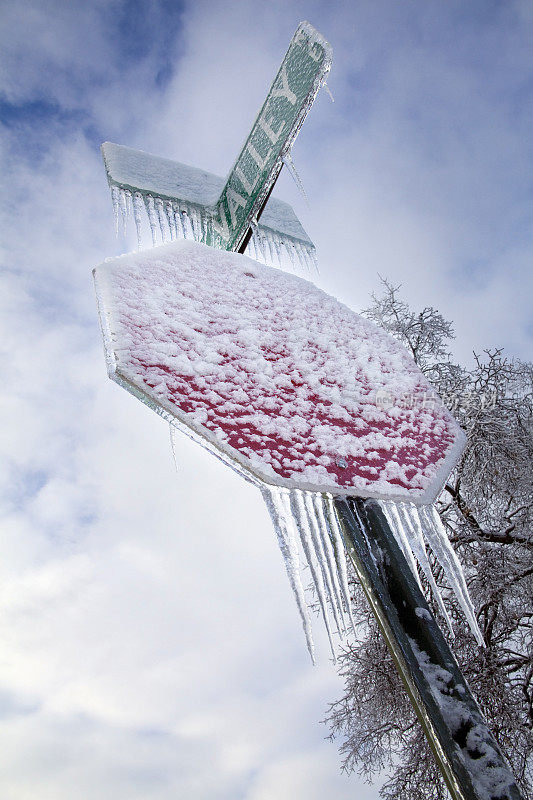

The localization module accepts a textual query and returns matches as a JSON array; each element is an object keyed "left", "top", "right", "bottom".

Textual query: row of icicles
[
  {"left": 262, "top": 487, "right": 484, "bottom": 663},
  {"left": 110, "top": 184, "right": 318, "bottom": 273}
]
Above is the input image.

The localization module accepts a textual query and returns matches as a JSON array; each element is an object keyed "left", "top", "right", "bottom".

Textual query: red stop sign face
[{"left": 94, "top": 240, "right": 464, "bottom": 504}]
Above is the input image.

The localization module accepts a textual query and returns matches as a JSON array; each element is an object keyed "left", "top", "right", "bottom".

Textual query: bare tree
[{"left": 326, "top": 279, "right": 533, "bottom": 799}]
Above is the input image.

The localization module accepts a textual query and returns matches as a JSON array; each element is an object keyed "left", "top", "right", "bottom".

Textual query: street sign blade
[
  {"left": 93, "top": 240, "right": 465, "bottom": 505},
  {"left": 212, "top": 21, "right": 332, "bottom": 251}
]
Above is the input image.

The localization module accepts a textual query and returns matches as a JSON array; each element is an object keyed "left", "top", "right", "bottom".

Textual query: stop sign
[{"left": 94, "top": 240, "right": 464, "bottom": 504}]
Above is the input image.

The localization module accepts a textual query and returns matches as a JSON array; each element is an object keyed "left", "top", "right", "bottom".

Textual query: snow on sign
[{"left": 94, "top": 240, "right": 465, "bottom": 506}]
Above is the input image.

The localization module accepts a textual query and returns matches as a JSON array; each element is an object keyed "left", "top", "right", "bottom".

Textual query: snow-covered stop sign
[{"left": 94, "top": 240, "right": 464, "bottom": 505}]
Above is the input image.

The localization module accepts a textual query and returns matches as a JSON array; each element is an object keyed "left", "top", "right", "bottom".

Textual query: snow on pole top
[{"left": 94, "top": 240, "right": 465, "bottom": 505}]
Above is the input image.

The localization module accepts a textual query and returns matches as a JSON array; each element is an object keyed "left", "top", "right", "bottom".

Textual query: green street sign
[{"left": 211, "top": 21, "right": 332, "bottom": 252}]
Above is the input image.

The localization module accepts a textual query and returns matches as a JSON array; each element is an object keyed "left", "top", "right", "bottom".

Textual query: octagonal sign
[{"left": 94, "top": 240, "right": 465, "bottom": 504}]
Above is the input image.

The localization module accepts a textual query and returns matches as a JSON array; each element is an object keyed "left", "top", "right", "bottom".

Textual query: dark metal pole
[
  {"left": 332, "top": 496, "right": 523, "bottom": 800},
  {"left": 237, "top": 166, "right": 281, "bottom": 255}
]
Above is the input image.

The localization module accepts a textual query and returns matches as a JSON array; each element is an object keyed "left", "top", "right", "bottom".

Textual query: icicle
[
  {"left": 290, "top": 490, "right": 336, "bottom": 659},
  {"left": 309, "top": 246, "right": 319, "bottom": 275},
  {"left": 173, "top": 205, "right": 184, "bottom": 239},
  {"left": 166, "top": 201, "right": 176, "bottom": 240},
  {"left": 305, "top": 492, "right": 346, "bottom": 636},
  {"left": 283, "top": 151, "right": 309, "bottom": 206},
  {"left": 179, "top": 206, "right": 190, "bottom": 239},
  {"left": 323, "top": 494, "right": 356, "bottom": 632},
  {"left": 250, "top": 222, "right": 261, "bottom": 261},
  {"left": 380, "top": 500, "right": 423, "bottom": 589},
  {"left": 286, "top": 241, "right": 296, "bottom": 270},
  {"left": 397, "top": 503, "right": 455, "bottom": 637},
  {"left": 132, "top": 192, "right": 144, "bottom": 250},
  {"left": 419, "top": 506, "right": 484, "bottom": 646},
  {"left": 155, "top": 198, "right": 168, "bottom": 243},
  {"left": 188, "top": 207, "right": 197, "bottom": 240},
  {"left": 119, "top": 189, "right": 130, "bottom": 237},
  {"left": 296, "top": 242, "right": 310, "bottom": 272},
  {"left": 144, "top": 195, "right": 158, "bottom": 246},
  {"left": 261, "top": 486, "right": 315, "bottom": 663},
  {"left": 111, "top": 185, "right": 120, "bottom": 235},
  {"left": 191, "top": 207, "right": 203, "bottom": 242},
  {"left": 271, "top": 233, "right": 284, "bottom": 268},
  {"left": 205, "top": 213, "right": 214, "bottom": 247},
  {"left": 303, "top": 245, "right": 317, "bottom": 273},
  {"left": 169, "top": 424, "right": 179, "bottom": 472},
  {"left": 255, "top": 229, "right": 267, "bottom": 263},
  {"left": 125, "top": 190, "right": 133, "bottom": 233},
  {"left": 188, "top": 208, "right": 195, "bottom": 241},
  {"left": 303, "top": 245, "right": 314, "bottom": 272},
  {"left": 199, "top": 213, "right": 207, "bottom": 244},
  {"left": 265, "top": 229, "right": 277, "bottom": 265},
  {"left": 293, "top": 242, "right": 303, "bottom": 270},
  {"left": 181, "top": 207, "right": 194, "bottom": 240},
  {"left": 246, "top": 233, "right": 258, "bottom": 260},
  {"left": 322, "top": 82, "right": 335, "bottom": 103}
]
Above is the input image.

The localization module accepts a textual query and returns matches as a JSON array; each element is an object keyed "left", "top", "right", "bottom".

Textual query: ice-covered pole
[{"left": 333, "top": 497, "right": 522, "bottom": 800}]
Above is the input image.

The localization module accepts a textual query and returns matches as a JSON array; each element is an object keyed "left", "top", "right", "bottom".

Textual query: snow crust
[{"left": 94, "top": 239, "right": 465, "bottom": 503}]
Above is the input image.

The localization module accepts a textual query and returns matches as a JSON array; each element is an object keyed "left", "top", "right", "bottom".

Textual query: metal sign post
[{"left": 333, "top": 497, "right": 522, "bottom": 800}]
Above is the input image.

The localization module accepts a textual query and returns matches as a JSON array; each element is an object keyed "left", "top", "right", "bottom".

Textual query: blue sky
[{"left": 1, "top": 1, "right": 532, "bottom": 798}]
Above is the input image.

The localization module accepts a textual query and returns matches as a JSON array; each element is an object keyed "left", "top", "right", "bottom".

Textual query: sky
[{"left": 1, "top": 1, "right": 532, "bottom": 798}]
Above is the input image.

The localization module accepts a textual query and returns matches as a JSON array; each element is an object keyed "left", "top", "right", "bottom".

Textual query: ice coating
[
  {"left": 102, "top": 143, "right": 317, "bottom": 270},
  {"left": 419, "top": 505, "right": 484, "bottom": 646},
  {"left": 411, "top": 639, "right": 517, "bottom": 799},
  {"left": 260, "top": 489, "right": 356, "bottom": 660},
  {"left": 379, "top": 500, "right": 483, "bottom": 645},
  {"left": 94, "top": 239, "right": 464, "bottom": 502}
]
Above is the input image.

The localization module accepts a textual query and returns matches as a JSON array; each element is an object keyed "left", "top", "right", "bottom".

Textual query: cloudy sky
[{"left": 1, "top": 1, "right": 532, "bottom": 798}]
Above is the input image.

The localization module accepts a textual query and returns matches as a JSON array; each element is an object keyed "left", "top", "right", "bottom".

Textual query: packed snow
[{"left": 94, "top": 239, "right": 464, "bottom": 503}]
